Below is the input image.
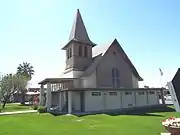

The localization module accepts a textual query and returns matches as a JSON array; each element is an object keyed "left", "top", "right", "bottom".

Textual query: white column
[
  {"left": 68, "top": 91, "right": 72, "bottom": 114},
  {"left": 39, "top": 84, "right": 44, "bottom": 106},
  {"left": 46, "top": 82, "right": 52, "bottom": 111},
  {"left": 59, "top": 92, "right": 62, "bottom": 110}
]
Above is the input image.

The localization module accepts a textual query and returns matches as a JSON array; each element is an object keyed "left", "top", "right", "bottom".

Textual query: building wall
[
  {"left": 84, "top": 90, "right": 160, "bottom": 112},
  {"left": 147, "top": 90, "right": 159, "bottom": 105},
  {"left": 65, "top": 42, "right": 93, "bottom": 71},
  {"left": 84, "top": 91, "right": 104, "bottom": 111},
  {"left": 96, "top": 43, "right": 134, "bottom": 88},
  {"left": 135, "top": 91, "right": 148, "bottom": 107},
  {"left": 121, "top": 91, "right": 135, "bottom": 108},
  {"left": 132, "top": 73, "right": 139, "bottom": 88},
  {"left": 82, "top": 70, "right": 97, "bottom": 88},
  {"left": 72, "top": 91, "right": 81, "bottom": 111},
  {"left": 105, "top": 91, "right": 122, "bottom": 109},
  {"left": 72, "top": 42, "right": 93, "bottom": 70},
  {"left": 61, "top": 70, "right": 84, "bottom": 78}
]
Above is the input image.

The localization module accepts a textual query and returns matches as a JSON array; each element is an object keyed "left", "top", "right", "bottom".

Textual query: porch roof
[
  {"left": 38, "top": 78, "right": 78, "bottom": 85},
  {"left": 60, "top": 87, "right": 165, "bottom": 92}
]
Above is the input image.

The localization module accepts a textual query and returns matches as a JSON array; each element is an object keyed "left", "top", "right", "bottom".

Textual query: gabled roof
[
  {"left": 62, "top": 9, "right": 96, "bottom": 50},
  {"left": 82, "top": 39, "right": 143, "bottom": 81}
]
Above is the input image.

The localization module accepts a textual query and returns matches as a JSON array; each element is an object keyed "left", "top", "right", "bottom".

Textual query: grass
[
  {"left": 0, "top": 103, "right": 32, "bottom": 112},
  {"left": 0, "top": 106, "right": 179, "bottom": 135}
]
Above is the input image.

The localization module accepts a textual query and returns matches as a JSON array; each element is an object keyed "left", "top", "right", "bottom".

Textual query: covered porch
[{"left": 38, "top": 78, "right": 79, "bottom": 114}]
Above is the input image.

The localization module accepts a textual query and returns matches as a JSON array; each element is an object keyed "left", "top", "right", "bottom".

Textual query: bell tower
[{"left": 62, "top": 9, "right": 96, "bottom": 74}]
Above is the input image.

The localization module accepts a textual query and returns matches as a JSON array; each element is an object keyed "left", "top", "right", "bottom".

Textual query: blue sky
[{"left": 0, "top": 0, "right": 180, "bottom": 88}]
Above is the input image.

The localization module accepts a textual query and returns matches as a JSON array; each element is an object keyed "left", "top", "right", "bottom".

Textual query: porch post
[
  {"left": 59, "top": 92, "right": 62, "bottom": 110},
  {"left": 68, "top": 91, "right": 72, "bottom": 114},
  {"left": 46, "top": 82, "right": 52, "bottom": 111},
  {"left": 134, "top": 91, "right": 136, "bottom": 107},
  {"left": 146, "top": 91, "right": 149, "bottom": 105},
  {"left": 39, "top": 84, "right": 44, "bottom": 106},
  {"left": 160, "top": 90, "right": 165, "bottom": 105}
]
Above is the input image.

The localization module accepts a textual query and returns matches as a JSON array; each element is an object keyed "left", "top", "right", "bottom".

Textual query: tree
[
  {"left": 16, "top": 62, "right": 34, "bottom": 104},
  {"left": 0, "top": 74, "right": 28, "bottom": 111},
  {"left": 17, "top": 62, "right": 34, "bottom": 80}
]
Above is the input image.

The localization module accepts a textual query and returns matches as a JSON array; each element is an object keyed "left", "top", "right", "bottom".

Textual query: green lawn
[
  {"left": 0, "top": 107, "right": 179, "bottom": 135},
  {"left": 1, "top": 103, "right": 32, "bottom": 112}
]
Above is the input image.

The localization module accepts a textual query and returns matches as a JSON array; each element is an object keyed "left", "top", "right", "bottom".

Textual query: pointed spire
[{"left": 69, "top": 9, "right": 96, "bottom": 45}]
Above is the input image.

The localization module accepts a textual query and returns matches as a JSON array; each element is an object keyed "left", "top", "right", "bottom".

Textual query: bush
[
  {"left": 38, "top": 106, "right": 47, "bottom": 113},
  {"left": 32, "top": 104, "right": 38, "bottom": 110}
]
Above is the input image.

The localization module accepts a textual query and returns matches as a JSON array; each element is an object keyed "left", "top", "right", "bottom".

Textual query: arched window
[
  {"left": 84, "top": 46, "right": 88, "bottom": 57},
  {"left": 69, "top": 48, "right": 72, "bottom": 58},
  {"left": 112, "top": 68, "right": 120, "bottom": 88},
  {"left": 78, "top": 46, "right": 82, "bottom": 56}
]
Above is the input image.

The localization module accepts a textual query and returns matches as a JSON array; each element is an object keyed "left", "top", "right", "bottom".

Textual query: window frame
[
  {"left": 109, "top": 91, "right": 117, "bottom": 96},
  {"left": 84, "top": 46, "right": 88, "bottom": 57},
  {"left": 78, "top": 46, "right": 82, "bottom": 56},
  {"left": 138, "top": 91, "right": 145, "bottom": 95},
  {"left": 112, "top": 68, "right": 120, "bottom": 88},
  {"left": 91, "top": 92, "right": 101, "bottom": 96},
  {"left": 69, "top": 48, "right": 72, "bottom": 58},
  {"left": 125, "top": 92, "right": 132, "bottom": 95},
  {"left": 67, "top": 49, "right": 69, "bottom": 59},
  {"left": 149, "top": 91, "right": 155, "bottom": 95}
]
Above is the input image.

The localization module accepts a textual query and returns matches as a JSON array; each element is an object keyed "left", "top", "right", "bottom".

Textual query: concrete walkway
[{"left": 0, "top": 110, "right": 37, "bottom": 116}]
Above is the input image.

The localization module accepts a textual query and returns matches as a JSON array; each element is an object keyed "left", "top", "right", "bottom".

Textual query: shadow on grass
[{"left": 50, "top": 105, "right": 175, "bottom": 118}]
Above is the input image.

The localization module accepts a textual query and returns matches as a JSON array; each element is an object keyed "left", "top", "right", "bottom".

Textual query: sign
[{"left": 167, "top": 68, "right": 180, "bottom": 112}]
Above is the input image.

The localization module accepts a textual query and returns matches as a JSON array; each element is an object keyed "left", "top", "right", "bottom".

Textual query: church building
[{"left": 38, "top": 9, "right": 164, "bottom": 114}]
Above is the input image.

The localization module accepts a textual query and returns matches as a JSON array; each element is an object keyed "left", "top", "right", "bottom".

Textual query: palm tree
[
  {"left": 17, "top": 62, "right": 34, "bottom": 80},
  {"left": 16, "top": 62, "right": 34, "bottom": 104}
]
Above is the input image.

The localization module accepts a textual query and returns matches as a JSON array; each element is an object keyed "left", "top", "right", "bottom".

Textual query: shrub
[
  {"left": 38, "top": 106, "right": 47, "bottom": 113},
  {"left": 32, "top": 104, "right": 38, "bottom": 110}
]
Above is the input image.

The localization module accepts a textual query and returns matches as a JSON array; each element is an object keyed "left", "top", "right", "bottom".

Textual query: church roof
[
  {"left": 83, "top": 39, "right": 143, "bottom": 81},
  {"left": 62, "top": 9, "right": 96, "bottom": 50}
]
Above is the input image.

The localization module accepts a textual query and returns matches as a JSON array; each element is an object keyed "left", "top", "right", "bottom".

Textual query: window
[
  {"left": 91, "top": 92, "right": 101, "bottom": 96},
  {"left": 84, "top": 46, "right": 88, "bottom": 57},
  {"left": 67, "top": 48, "right": 72, "bottom": 59},
  {"left": 149, "top": 91, "right": 155, "bottom": 95},
  {"left": 67, "top": 49, "right": 69, "bottom": 59},
  {"left": 78, "top": 46, "right": 82, "bottom": 56},
  {"left": 69, "top": 48, "right": 72, "bottom": 58},
  {"left": 138, "top": 91, "right": 144, "bottom": 95},
  {"left": 112, "top": 68, "right": 120, "bottom": 88},
  {"left": 125, "top": 92, "right": 132, "bottom": 95},
  {"left": 109, "top": 92, "right": 117, "bottom": 96},
  {"left": 128, "top": 104, "right": 133, "bottom": 106}
]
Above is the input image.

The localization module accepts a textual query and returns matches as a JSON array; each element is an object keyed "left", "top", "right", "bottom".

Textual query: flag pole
[{"left": 159, "top": 68, "right": 163, "bottom": 88}]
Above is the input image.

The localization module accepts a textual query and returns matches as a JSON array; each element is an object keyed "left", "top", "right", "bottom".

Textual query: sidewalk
[{"left": 0, "top": 110, "right": 37, "bottom": 116}]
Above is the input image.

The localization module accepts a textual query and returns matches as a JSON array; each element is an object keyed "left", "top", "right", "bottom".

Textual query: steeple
[{"left": 62, "top": 9, "right": 96, "bottom": 50}]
